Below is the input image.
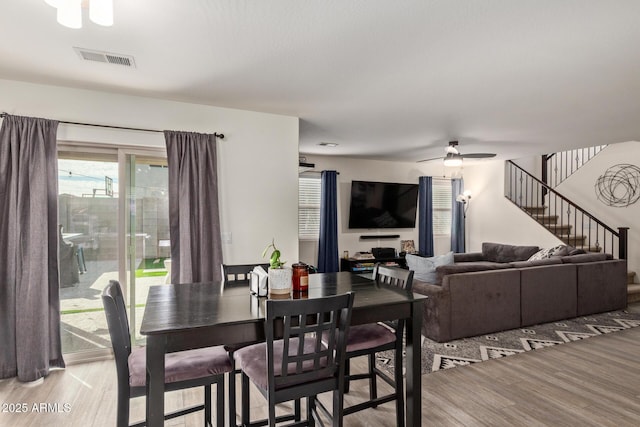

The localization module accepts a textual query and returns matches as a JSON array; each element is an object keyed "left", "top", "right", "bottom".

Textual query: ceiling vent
[{"left": 73, "top": 47, "right": 136, "bottom": 68}]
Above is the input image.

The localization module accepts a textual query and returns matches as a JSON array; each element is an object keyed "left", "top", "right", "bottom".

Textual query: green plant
[{"left": 262, "top": 238, "right": 286, "bottom": 269}]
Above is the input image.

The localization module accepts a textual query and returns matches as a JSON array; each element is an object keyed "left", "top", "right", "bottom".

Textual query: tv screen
[{"left": 348, "top": 180, "right": 419, "bottom": 229}]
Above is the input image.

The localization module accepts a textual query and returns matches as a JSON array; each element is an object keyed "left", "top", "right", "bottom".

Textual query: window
[
  {"left": 432, "top": 179, "right": 452, "bottom": 235},
  {"left": 299, "top": 175, "right": 321, "bottom": 240}
]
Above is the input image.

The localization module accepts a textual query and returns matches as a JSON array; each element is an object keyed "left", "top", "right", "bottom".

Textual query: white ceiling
[{"left": 2, "top": 0, "right": 640, "bottom": 162}]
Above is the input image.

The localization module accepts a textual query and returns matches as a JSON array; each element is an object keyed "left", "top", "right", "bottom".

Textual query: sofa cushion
[
  {"left": 561, "top": 253, "right": 608, "bottom": 263},
  {"left": 435, "top": 262, "right": 512, "bottom": 283},
  {"left": 482, "top": 242, "right": 540, "bottom": 263},
  {"left": 510, "top": 257, "right": 563, "bottom": 268},
  {"left": 406, "top": 252, "right": 454, "bottom": 283},
  {"left": 527, "top": 244, "right": 568, "bottom": 261}
]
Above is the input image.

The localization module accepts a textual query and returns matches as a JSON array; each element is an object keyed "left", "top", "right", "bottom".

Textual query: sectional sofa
[{"left": 410, "top": 242, "right": 628, "bottom": 343}]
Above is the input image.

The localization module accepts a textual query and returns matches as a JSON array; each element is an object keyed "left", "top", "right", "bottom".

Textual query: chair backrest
[
  {"left": 102, "top": 280, "right": 133, "bottom": 388},
  {"left": 265, "top": 292, "right": 355, "bottom": 392},
  {"left": 222, "top": 263, "right": 270, "bottom": 287},
  {"left": 373, "top": 264, "right": 414, "bottom": 291}
]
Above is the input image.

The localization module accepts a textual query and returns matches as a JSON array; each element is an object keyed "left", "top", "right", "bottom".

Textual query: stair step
[
  {"left": 533, "top": 215, "right": 559, "bottom": 225},
  {"left": 548, "top": 224, "right": 573, "bottom": 235},
  {"left": 628, "top": 284, "right": 640, "bottom": 304},
  {"left": 523, "top": 206, "right": 547, "bottom": 214},
  {"left": 559, "top": 235, "right": 587, "bottom": 245}
]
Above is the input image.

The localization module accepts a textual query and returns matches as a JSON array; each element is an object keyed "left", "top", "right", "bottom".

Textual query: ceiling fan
[{"left": 417, "top": 141, "right": 496, "bottom": 166}]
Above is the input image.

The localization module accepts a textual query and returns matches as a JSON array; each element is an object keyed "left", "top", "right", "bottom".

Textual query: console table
[{"left": 340, "top": 256, "right": 407, "bottom": 272}]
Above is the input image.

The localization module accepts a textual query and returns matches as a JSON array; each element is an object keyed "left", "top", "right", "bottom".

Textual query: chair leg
[
  {"left": 344, "top": 358, "right": 351, "bottom": 393},
  {"left": 268, "top": 396, "right": 277, "bottom": 427},
  {"left": 307, "top": 396, "right": 316, "bottom": 427},
  {"left": 216, "top": 378, "right": 225, "bottom": 427},
  {"left": 394, "top": 344, "right": 405, "bottom": 427},
  {"left": 117, "top": 389, "right": 130, "bottom": 427},
  {"left": 205, "top": 384, "right": 212, "bottom": 427},
  {"left": 294, "top": 399, "right": 301, "bottom": 422},
  {"left": 368, "top": 353, "right": 378, "bottom": 407},
  {"left": 241, "top": 373, "right": 250, "bottom": 427},
  {"left": 332, "top": 389, "right": 344, "bottom": 427},
  {"left": 228, "top": 363, "right": 237, "bottom": 427}
]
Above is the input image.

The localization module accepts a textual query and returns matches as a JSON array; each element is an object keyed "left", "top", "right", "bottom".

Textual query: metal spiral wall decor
[{"left": 595, "top": 163, "right": 640, "bottom": 207}]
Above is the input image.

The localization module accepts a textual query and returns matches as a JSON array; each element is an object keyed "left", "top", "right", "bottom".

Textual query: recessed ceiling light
[{"left": 318, "top": 142, "right": 339, "bottom": 147}]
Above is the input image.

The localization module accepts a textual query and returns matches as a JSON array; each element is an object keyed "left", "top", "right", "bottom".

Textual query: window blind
[
  {"left": 432, "top": 179, "right": 452, "bottom": 235},
  {"left": 299, "top": 176, "right": 321, "bottom": 239}
]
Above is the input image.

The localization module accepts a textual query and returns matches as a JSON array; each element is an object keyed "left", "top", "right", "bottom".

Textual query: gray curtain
[
  {"left": 0, "top": 114, "right": 65, "bottom": 382},
  {"left": 451, "top": 178, "right": 465, "bottom": 253},
  {"left": 165, "top": 130, "right": 223, "bottom": 283}
]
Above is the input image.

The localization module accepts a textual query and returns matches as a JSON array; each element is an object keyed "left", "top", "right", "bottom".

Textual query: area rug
[{"left": 376, "top": 309, "right": 640, "bottom": 376}]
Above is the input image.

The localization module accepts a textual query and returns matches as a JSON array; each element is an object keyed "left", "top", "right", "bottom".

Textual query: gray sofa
[{"left": 412, "top": 243, "right": 628, "bottom": 342}]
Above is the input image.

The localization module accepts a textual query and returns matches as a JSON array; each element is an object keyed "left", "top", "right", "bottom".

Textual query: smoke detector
[{"left": 73, "top": 47, "right": 136, "bottom": 68}]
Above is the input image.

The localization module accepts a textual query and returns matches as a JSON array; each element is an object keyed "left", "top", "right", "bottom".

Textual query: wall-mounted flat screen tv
[{"left": 348, "top": 180, "right": 419, "bottom": 229}]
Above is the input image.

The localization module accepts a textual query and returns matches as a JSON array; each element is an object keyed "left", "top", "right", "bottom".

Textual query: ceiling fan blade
[
  {"left": 460, "top": 153, "right": 496, "bottom": 159},
  {"left": 417, "top": 156, "right": 444, "bottom": 163}
]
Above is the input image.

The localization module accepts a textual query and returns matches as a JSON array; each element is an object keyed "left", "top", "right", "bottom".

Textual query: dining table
[{"left": 140, "top": 271, "right": 427, "bottom": 427}]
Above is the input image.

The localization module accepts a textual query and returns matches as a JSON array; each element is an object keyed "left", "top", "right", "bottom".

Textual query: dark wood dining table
[{"left": 140, "top": 271, "right": 426, "bottom": 426}]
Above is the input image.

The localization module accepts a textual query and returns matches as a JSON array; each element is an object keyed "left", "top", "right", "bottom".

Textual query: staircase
[
  {"left": 521, "top": 206, "right": 601, "bottom": 251},
  {"left": 505, "top": 160, "right": 629, "bottom": 259},
  {"left": 543, "top": 145, "right": 607, "bottom": 188}
]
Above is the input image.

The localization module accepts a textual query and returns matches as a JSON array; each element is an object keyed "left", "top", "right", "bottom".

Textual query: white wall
[
  {"left": 459, "top": 160, "right": 563, "bottom": 252},
  {"left": 556, "top": 141, "right": 640, "bottom": 275},
  {"left": 0, "top": 79, "right": 300, "bottom": 265},
  {"left": 298, "top": 154, "right": 454, "bottom": 266}
]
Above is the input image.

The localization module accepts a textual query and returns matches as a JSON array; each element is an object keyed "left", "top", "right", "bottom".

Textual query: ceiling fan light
[
  {"left": 57, "top": 0, "right": 82, "bottom": 29},
  {"left": 90, "top": 0, "right": 114, "bottom": 26},
  {"left": 443, "top": 153, "right": 463, "bottom": 167}
]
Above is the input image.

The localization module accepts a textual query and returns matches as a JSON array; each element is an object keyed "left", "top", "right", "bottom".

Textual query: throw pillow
[
  {"left": 527, "top": 244, "right": 567, "bottom": 261},
  {"left": 405, "top": 252, "right": 454, "bottom": 283}
]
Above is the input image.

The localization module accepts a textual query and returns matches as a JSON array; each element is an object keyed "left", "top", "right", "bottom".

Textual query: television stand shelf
[{"left": 340, "top": 256, "right": 407, "bottom": 273}]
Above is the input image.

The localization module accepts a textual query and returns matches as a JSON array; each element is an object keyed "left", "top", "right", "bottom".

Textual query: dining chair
[
  {"left": 221, "top": 262, "right": 270, "bottom": 426},
  {"left": 234, "top": 292, "right": 355, "bottom": 427},
  {"left": 320, "top": 265, "right": 413, "bottom": 427},
  {"left": 102, "top": 280, "right": 232, "bottom": 427}
]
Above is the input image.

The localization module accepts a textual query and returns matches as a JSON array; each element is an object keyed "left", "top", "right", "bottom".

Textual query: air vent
[{"left": 73, "top": 47, "right": 136, "bottom": 68}]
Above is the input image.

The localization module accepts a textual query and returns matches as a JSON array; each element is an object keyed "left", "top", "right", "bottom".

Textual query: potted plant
[{"left": 262, "top": 239, "right": 292, "bottom": 295}]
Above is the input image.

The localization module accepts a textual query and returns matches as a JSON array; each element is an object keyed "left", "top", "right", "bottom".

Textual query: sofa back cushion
[
  {"left": 561, "top": 253, "right": 608, "bottom": 263},
  {"left": 482, "top": 242, "right": 540, "bottom": 263},
  {"left": 435, "top": 262, "right": 512, "bottom": 283},
  {"left": 406, "top": 252, "right": 454, "bottom": 283}
]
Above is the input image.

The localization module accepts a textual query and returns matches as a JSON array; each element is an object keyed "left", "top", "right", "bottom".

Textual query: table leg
[
  {"left": 406, "top": 300, "right": 423, "bottom": 426},
  {"left": 146, "top": 335, "right": 166, "bottom": 427}
]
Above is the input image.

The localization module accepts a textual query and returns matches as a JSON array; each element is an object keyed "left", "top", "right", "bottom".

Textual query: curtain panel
[
  {"left": 0, "top": 114, "right": 65, "bottom": 382},
  {"left": 318, "top": 170, "right": 339, "bottom": 273},
  {"left": 418, "top": 176, "right": 434, "bottom": 257},
  {"left": 165, "top": 131, "right": 223, "bottom": 283},
  {"left": 451, "top": 178, "right": 465, "bottom": 253}
]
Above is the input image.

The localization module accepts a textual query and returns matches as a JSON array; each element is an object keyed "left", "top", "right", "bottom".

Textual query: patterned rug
[{"left": 376, "top": 309, "right": 640, "bottom": 375}]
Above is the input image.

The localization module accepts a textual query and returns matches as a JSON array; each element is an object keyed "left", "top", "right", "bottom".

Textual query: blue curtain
[
  {"left": 418, "top": 176, "right": 434, "bottom": 257},
  {"left": 318, "top": 170, "right": 339, "bottom": 273},
  {"left": 451, "top": 178, "right": 465, "bottom": 253}
]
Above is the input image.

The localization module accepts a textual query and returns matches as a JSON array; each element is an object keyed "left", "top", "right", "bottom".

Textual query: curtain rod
[{"left": 0, "top": 112, "right": 224, "bottom": 139}]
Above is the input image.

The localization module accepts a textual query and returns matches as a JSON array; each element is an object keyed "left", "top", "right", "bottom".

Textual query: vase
[{"left": 268, "top": 267, "right": 292, "bottom": 295}]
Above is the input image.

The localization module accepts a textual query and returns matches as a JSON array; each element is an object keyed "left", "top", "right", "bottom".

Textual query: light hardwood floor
[{"left": 1, "top": 308, "right": 639, "bottom": 427}]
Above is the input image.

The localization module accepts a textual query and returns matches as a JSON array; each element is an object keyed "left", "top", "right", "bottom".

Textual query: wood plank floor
[{"left": 1, "top": 316, "right": 639, "bottom": 426}]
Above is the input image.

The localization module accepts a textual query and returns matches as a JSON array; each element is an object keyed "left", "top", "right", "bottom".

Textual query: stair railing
[
  {"left": 505, "top": 160, "right": 628, "bottom": 259},
  {"left": 542, "top": 145, "right": 607, "bottom": 189}
]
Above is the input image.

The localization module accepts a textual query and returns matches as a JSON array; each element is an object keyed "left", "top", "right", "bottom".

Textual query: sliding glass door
[{"left": 58, "top": 145, "right": 167, "bottom": 358}]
